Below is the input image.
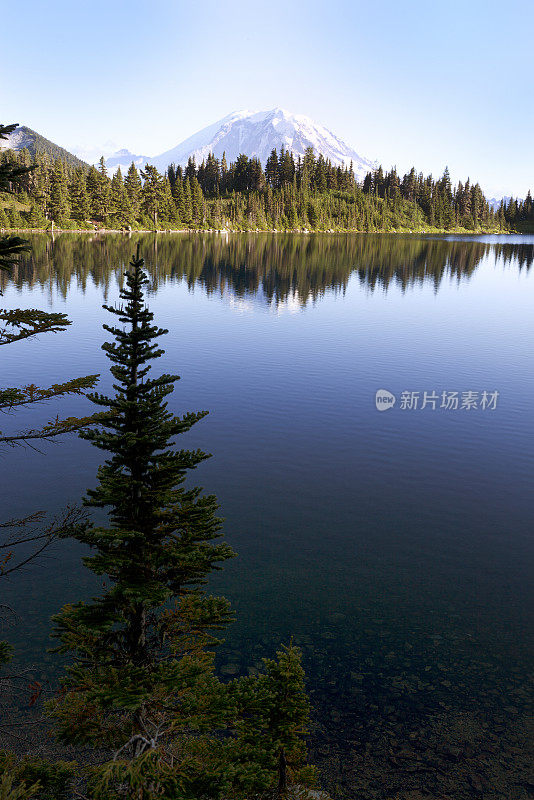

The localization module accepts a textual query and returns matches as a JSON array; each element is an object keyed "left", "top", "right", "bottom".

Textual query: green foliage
[
  {"left": 0, "top": 752, "right": 75, "bottom": 800},
  {"left": 0, "top": 774, "right": 39, "bottom": 800},
  {"left": 0, "top": 125, "right": 34, "bottom": 196},
  {"left": 69, "top": 167, "right": 90, "bottom": 222},
  {"left": 0, "top": 307, "right": 71, "bottom": 341},
  {"left": 124, "top": 162, "right": 142, "bottom": 220},
  {"left": 0, "top": 136, "right": 511, "bottom": 232},
  {"left": 230, "top": 645, "right": 317, "bottom": 795},
  {"left": 140, "top": 164, "right": 167, "bottom": 227},
  {"left": 502, "top": 188, "right": 534, "bottom": 228},
  {"left": 0, "top": 127, "right": 33, "bottom": 268},
  {"left": 49, "top": 160, "right": 69, "bottom": 222},
  {"left": 0, "top": 642, "right": 13, "bottom": 669}
]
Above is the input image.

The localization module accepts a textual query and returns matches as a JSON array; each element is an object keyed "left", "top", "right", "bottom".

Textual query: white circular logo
[{"left": 375, "top": 389, "right": 396, "bottom": 411}]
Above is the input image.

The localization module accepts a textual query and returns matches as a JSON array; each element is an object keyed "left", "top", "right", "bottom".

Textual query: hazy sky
[{"left": 2, "top": 0, "right": 533, "bottom": 197}]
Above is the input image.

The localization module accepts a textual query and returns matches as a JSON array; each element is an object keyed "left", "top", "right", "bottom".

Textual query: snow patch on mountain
[{"left": 146, "top": 108, "right": 376, "bottom": 180}]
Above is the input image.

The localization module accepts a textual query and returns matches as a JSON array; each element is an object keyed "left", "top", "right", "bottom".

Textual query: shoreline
[{"left": 0, "top": 226, "right": 520, "bottom": 236}]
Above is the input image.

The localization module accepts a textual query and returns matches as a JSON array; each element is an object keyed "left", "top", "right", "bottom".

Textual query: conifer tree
[
  {"left": 265, "top": 148, "right": 279, "bottom": 190},
  {"left": 184, "top": 155, "right": 197, "bottom": 182},
  {"left": 161, "top": 176, "right": 178, "bottom": 226},
  {"left": 171, "top": 174, "right": 185, "bottom": 221},
  {"left": 110, "top": 167, "right": 132, "bottom": 227},
  {"left": 69, "top": 168, "right": 90, "bottom": 224},
  {"left": 231, "top": 644, "right": 317, "bottom": 797},
  {"left": 182, "top": 178, "right": 193, "bottom": 227},
  {"left": 124, "top": 162, "right": 142, "bottom": 222},
  {"left": 190, "top": 176, "right": 204, "bottom": 227},
  {"left": 49, "top": 249, "right": 236, "bottom": 798},
  {"left": 49, "top": 160, "right": 70, "bottom": 223},
  {"left": 220, "top": 152, "right": 228, "bottom": 193},
  {"left": 85, "top": 165, "right": 100, "bottom": 220},
  {"left": 140, "top": 165, "right": 166, "bottom": 228},
  {"left": 95, "top": 156, "right": 112, "bottom": 224}
]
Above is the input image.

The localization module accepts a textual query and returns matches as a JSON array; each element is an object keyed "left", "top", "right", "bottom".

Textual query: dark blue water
[{"left": 1, "top": 233, "right": 533, "bottom": 797}]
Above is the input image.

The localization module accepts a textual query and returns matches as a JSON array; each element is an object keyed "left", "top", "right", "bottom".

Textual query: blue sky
[{"left": 2, "top": 0, "right": 533, "bottom": 197}]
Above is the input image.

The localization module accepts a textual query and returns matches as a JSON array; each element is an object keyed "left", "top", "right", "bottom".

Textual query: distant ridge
[
  {"left": 1, "top": 125, "right": 88, "bottom": 169},
  {"left": 487, "top": 195, "right": 513, "bottom": 210}
]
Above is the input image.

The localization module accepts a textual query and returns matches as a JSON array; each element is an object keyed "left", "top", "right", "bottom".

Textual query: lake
[{"left": 2, "top": 233, "right": 533, "bottom": 798}]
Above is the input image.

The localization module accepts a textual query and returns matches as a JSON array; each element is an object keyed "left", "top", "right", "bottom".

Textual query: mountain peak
[{"left": 137, "top": 108, "right": 376, "bottom": 180}]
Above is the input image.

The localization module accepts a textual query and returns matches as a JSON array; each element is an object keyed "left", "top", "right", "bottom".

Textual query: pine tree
[
  {"left": 190, "top": 176, "right": 204, "bottom": 227},
  {"left": 202, "top": 152, "right": 220, "bottom": 196},
  {"left": 69, "top": 168, "right": 90, "bottom": 224},
  {"left": 171, "top": 173, "right": 185, "bottom": 221},
  {"left": 49, "top": 160, "right": 70, "bottom": 223},
  {"left": 184, "top": 155, "right": 197, "bottom": 182},
  {"left": 140, "top": 165, "right": 166, "bottom": 228},
  {"left": 95, "top": 156, "right": 112, "bottom": 224},
  {"left": 110, "top": 167, "right": 132, "bottom": 228},
  {"left": 49, "top": 250, "right": 236, "bottom": 798},
  {"left": 314, "top": 155, "right": 327, "bottom": 194},
  {"left": 266, "top": 148, "right": 280, "bottom": 190},
  {"left": 161, "top": 176, "right": 178, "bottom": 226},
  {"left": 182, "top": 178, "right": 193, "bottom": 227},
  {"left": 220, "top": 152, "right": 228, "bottom": 193},
  {"left": 231, "top": 644, "right": 317, "bottom": 797},
  {"left": 85, "top": 165, "right": 101, "bottom": 220},
  {"left": 0, "top": 128, "right": 34, "bottom": 263},
  {"left": 124, "top": 162, "right": 142, "bottom": 222},
  {"left": 27, "top": 154, "right": 51, "bottom": 221}
]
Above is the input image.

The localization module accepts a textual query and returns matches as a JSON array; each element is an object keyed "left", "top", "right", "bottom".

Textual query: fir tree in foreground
[
  {"left": 49, "top": 249, "right": 316, "bottom": 799},
  {"left": 230, "top": 644, "right": 318, "bottom": 796},
  {"left": 50, "top": 247, "right": 234, "bottom": 797}
]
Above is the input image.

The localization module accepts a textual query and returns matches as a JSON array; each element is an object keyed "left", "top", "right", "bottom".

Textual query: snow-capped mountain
[
  {"left": 148, "top": 108, "right": 376, "bottom": 179},
  {"left": 99, "top": 108, "right": 376, "bottom": 179}
]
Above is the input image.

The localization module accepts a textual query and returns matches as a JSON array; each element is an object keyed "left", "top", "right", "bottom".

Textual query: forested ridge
[
  {"left": 2, "top": 126, "right": 87, "bottom": 170},
  {"left": 1, "top": 143, "right": 532, "bottom": 233}
]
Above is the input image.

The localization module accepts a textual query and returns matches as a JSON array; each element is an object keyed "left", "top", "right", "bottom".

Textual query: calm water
[{"left": 2, "top": 233, "right": 533, "bottom": 798}]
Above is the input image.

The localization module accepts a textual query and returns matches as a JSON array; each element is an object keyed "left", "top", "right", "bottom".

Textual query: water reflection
[
  {"left": 4, "top": 233, "right": 533, "bottom": 306},
  {"left": 2, "top": 233, "right": 533, "bottom": 797}
]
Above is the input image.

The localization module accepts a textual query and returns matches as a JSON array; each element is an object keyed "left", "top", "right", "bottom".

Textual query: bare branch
[{"left": 0, "top": 506, "right": 88, "bottom": 577}]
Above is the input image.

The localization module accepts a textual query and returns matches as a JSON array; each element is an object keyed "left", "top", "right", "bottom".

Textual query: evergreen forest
[{"left": 2, "top": 144, "right": 533, "bottom": 233}]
